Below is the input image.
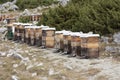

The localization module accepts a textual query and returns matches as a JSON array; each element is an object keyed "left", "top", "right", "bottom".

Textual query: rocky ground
[{"left": 0, "top": 40, "right": 120, "bottom": 80}]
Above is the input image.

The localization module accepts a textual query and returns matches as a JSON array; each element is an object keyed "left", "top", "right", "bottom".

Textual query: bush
[
  {"left": 38, "top": 0, "right": 120, "bottom": 35},
  {"left": 0, "top": 0, "right": 13, "bottom": 4},
  {"left": 16, "top": 0, "right": 58, "bottom": 10}
]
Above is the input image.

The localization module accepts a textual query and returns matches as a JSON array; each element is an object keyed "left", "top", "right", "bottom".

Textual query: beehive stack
[
  {"left": 87, "top": 34, "right": 100, "bottom": 58},
  {"left": 7, "top": 24, "right": 14, "bottom": 40},
  {"left": 55, "top": 31, "right": 66, "bottom": 52},
  {"left": 21, "top": 23, "right": 33, "bottom": 43},
  {"left": 13, "top": 23, "right": 22, "bottom": 41},
  {"left": 35, "top": 25, "right": 49, "bottom": 46},
  {"left": 42, "top": 28, "right": 56, "bottom": 48},
  {"left": 70, "top": 32, "right": 81, "bottom": 57},
  {"left": 25, "top": 27, "right": 31, "bottom": 44},
  {"left": 24, "top": 25, "right": 36, "bottom": 45},
  {"left": 63, "top": 31, "right": 72, "bottom": 54},
  {"left": 80, "top": 33, "right": 100, "bottom": 58}
]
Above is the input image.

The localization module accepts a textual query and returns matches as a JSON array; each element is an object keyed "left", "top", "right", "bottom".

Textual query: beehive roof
[{"left": 42, "top": 27, "right": 56, "bottom": 30}]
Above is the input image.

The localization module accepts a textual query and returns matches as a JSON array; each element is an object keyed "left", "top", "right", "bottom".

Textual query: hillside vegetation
[
  {"left": 38, "top": 0, "right": 120, "bottom": 35},
  {"left": 16, "top": 0, "right": 58, "bottom": 10},
  {"left": 0, "top": 0, "right": 58, "bottom": 10},
  {"left": 0, "top": 0, "right": 13, "bottom": 4}
]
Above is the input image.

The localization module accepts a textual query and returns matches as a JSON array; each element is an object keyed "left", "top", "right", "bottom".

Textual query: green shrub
[
  {"left": 38, "top": 0, "right": 120, "bottom": 35},
  {"left": 16, "top": 0, "right": 58, "bottom": 10}
]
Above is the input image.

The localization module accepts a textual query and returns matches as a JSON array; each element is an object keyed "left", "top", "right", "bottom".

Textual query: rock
[
  {"left": 12, "top": 0, "right": 17, "bottom": 4},
  {"left": 105, "top": 46, "right": 117, "bottom": 53},
  {"left": 8, "top": 5, "right": 18, "bottom": 11},
  {"left": 0, "top": 1, "right": 19, "bottom": 12},
  {"left": 40, "top": 77, "right": 48, "bottom": 80},
  {"left": 113, "top": 32, "right": 120, "bottom": 44},
  {"left": 105, "top": 46, "right": 120, "bottom": 54},
  {"left": 0, "top": 28, "right": 7, "bottom": 33},
  {"left": 12, "top": 53, "right": 24, "bottom": 60},
  {"left": 101, "top": 36, "right": 109, "bottom": 44},
  {"left": 26, "top": 65, "right": 34, "bottom": 70},
  {"left": 13, "top": 64, "right": 19, "bottom": 68},
  {"left": 49, "top": 68, "right": 55, "bottom": 76},
  {"left": 11, "top": 75, "right": 19, "bottom": 80},
  {"left": 58, "top": 0, "right": 70, "bottom": 6},
  {"left": 64, "top": 63, "right": 73, "bottom": 70},
  {"left": 31, "top": 72, "right": 37, "bottom": 77},
  {"left": 36, "top": 63, "right": 43, "bottom": 67},
  {"left": 20, "top": 9, "right": 31, "bottom": 16},
  {"left": 0, "top": 52, "right": 6, "bottom": 56}
]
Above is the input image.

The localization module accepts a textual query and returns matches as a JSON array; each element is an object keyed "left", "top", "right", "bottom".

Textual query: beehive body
[
  {"left": 42, "top": 30, "right": 55, "bottom": 48},
  {"left": 55, "top": 33, "right": 64, "bottom": 50},
  {"left": 71, "top": 36, "right": 81, "bottom": 56},
  {"left": 80, "top": 35, "right": 99, "bottom": 58},
  {"left": 7, "top": 24, "right": 14, "bottom": 40},
  {"left": 13, "top": 24, "right": 21, "bottom": 41},
  {"left": 80, "top": 37, "right": 88, "bottom": 57},
  {"left": 25, "top": 28, "right": 31, "bottom": 44},
  {"left": 87, "top": 37, "right": 99, "bottom": 58},
  {"left": 63, "top": 35, "right": 71, "bottom": 54}
]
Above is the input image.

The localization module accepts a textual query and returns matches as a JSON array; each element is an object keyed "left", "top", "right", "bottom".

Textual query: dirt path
[{"left": 0, "top": 40, "right": 120, "bottom": 80}]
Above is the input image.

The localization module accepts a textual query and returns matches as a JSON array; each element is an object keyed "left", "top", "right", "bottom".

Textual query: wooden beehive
[
  {"left": 20, "top": 23, "right": 33, "bottom": 43},
  {"left": 7, "top": 24, "right": 14, "bottom": 40},
  {"left": 80, "top": 34, "right": 100, "bottom": 58},
  {"left": 55, "top": 31, "right": 64, "bottom": 51},
  {"left": 42, "top": 28, "right": 55, "bottom": 48},
  {"left": 25, "top": 28, "right": 31, "bottom": 44},
  {"left": 35, "top": 25, "right": 49, "bottom": 46},
  {"left": 87, "top": 34, "right": 100, "bottom": 58},
  {"left": 13, "top": 23, "right": 22, "bottom": 41},
  {"left": 70, "top": 33, "right": 81, "bottom": 57},
  {"left": 63, "top": 31, "right": 72, "bottom": 54}
]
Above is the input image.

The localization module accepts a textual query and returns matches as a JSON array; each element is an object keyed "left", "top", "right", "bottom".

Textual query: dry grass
[
  {"left": 86, "top": 68, "right": 101, "bottom": 76},
  {"left": 95, "top": 75, "right": 108, "bottom": 80}
]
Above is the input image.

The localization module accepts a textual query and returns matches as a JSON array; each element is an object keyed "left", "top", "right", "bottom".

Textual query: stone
[{"left": 113, "top": 32, "right": 120, "bottom": 44}]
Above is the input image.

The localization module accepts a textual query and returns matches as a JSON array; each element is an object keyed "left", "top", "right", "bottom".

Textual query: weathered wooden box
[
  {"left": 80, "top": 34, "right": 100, "bottom": 58},
  {"left": 35, "top": 25, "right": 49, "bottom": 46},
  {"left": 20, "top": 23, "right": 33, "bottom": 43},
  {"left": 70, "top": 32, "right": 81, "bottom": 57},
  {"left": 42, "top": 28, "right": 55, "bottom": 48},
  {"left": 87, "top": 34, "right": 100, "bottom": 58},
  {"left": 25, "top": 25, "right": 39, "bottom": 45},
  {"left": 55, "top": 31, "right": 64, "bottom": 51},
  {"left": 13, "top": 23, "right": 23, "bottom": 41},
  {"left": 63, "top": 31, "right": 72, "bottom": 54}
]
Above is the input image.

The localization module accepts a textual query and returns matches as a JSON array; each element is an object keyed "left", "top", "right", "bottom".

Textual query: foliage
[
  {"left": 19, "top": 16, "right": 31, "bottom": 23},
  {"left": 38, "top": 0, "right": 120, "bottom": 35},
  {"left": 16, "top": 0, "right": 58, "bottom": 10},
  {"left": 0, "top": 0, "right": 13, "bottom": 4}
]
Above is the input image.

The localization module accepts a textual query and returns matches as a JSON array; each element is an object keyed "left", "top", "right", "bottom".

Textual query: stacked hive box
[
  {"left": 87, "top": 34, "right": 100, "bottom": 58},
  {"left": 63, "top": 31, "right": 72, "bottom": 54},
  {"left": 55, "top": 30, "right": 68, "bottom": 52},
  {"left": 80, "top": 33, "right": 100, "bottom": 58},
  {"left": 70, "top": 32, "right": 81, "bottom": 57},
  {"left": 42, "top": 28, "right": 56, "bottom": 48},
  {"left": 35, "top": 25, "right": 49, "bottom": 46},
  {"left": 7, "top": 24, "right": 14, "bottom": 40},
  {"left": 13, "top": 23, "right": 23, "bottom": 41},
  {"left": 21, "top": 23, "right": 33, "bottom": 43},
  {"left": 24, "top": 25, "right": 37, "bottom": 45},
  {"left": 79, "top": 34, "right": 88, "bottom": 58},
  {"left": 25, "top": 26, "right": 31, "bottom": 44}
]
